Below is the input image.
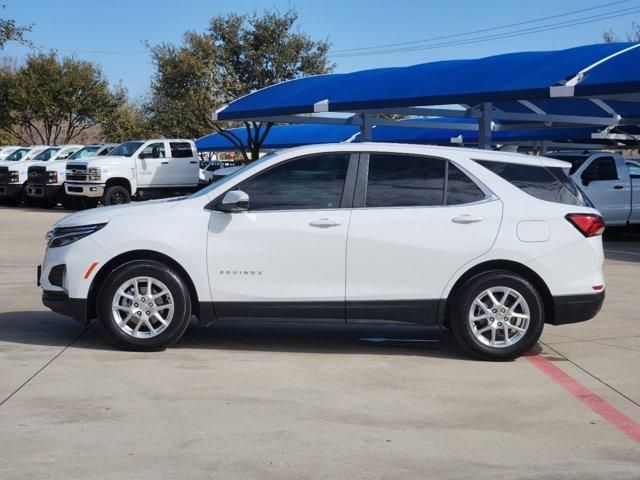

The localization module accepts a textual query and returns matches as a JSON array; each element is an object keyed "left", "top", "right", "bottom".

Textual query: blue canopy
[
  {"left": 215, "top": 43, "right": 640, "bottom": 125},
  {"left": 196, "top": 124, "right": 359, "bottom": 152}
]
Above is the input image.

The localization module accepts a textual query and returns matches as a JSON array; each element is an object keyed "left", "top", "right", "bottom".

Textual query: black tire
[
  {"left": 449, "top": 270, "right": 545, "bottom": 361},
  {"left": 97, "top": 260, "right": 192, "bottom": 351},
  {"left": 41, "top": 199, "right": 58, "bottom": 209},
  {"left": 102, "top": 185, "right": 131, "bottom": 206}
]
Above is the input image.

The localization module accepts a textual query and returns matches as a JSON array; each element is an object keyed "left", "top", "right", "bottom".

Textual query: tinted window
[
  {"left": 239, "top": 154, "right": 349, "bottom": 211},
  {"left": 582, "top": 157, "right": 618, "bottom": 181},
  {"left": 477, "top": 160, "right": 585, "bottom": 206},
  {"left": 170, "top": 142, "right": 193, "bottom": 158},
  {"left": 366, "top": 154, "right": 445, "bottom": 207},
  {"left": 99, "top": 146, "right": 115, "bottom": 156},
  {"left": 446, "top": 163, "right": 485, "bottom": 205},
  {"left": 547, "top": 154, "right": 589, "bottom": 174}
]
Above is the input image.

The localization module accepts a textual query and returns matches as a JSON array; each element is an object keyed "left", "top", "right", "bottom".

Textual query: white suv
[{"left": 38, "top": 143, "right": 605, "bottom": 360}]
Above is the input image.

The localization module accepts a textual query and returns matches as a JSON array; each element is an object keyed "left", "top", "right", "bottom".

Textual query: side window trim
[
  {"left": 353, "top": 152, "right": 489, "bottom": 209},
  {"left": 206, "top": 152, "right": 358, "bottom": 212}
]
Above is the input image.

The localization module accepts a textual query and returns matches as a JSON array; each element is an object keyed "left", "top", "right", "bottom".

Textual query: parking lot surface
[{"left": 0, "top": 206, "right": 638, "bottom": 479}]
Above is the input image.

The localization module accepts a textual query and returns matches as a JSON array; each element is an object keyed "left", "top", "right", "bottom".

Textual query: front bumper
[
  {"left": 550, "top": 291, "right": 605, "bottom": 325},
  {"left": 65, "top": 183, "right": 105, "bottom": 197},
  {"left": 42, "top": 290, "right": 88, "bottom": 323},
  {"left": 26, "top": 183, "right": 63, "bottom": 200},
  {"left": 0, "top": 183, "right": 22, "bottom": 198}
]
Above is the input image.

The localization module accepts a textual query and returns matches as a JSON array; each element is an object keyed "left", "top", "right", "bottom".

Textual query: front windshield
[
  {"left": 34, "top": 147, "right": 60, "bottom": 161},
  {"left": 68, "top": 146, "right": 100, "bottom": 160},
  {"left": 108, "top": 141, "right": 144, "bottom": 157},
  {"left": 5, "top": 148, "right": 30, "bottom": 161},
  {"left": 189, "top": 152, "right": 276, "bottom": 199}
]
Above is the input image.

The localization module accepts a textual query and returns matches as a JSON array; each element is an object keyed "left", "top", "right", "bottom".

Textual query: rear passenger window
[
  {"left": 476, "top": 160, "right": 586, "bottom": 206},
  {"left": 170, "top": 142, "right": 193, "bottom": 158},
  {"left": 366, "top": 154, "right": 445, "bottom": 207},
  {"left": 446, "top": 163, "right": 485, "bottom": 205}
]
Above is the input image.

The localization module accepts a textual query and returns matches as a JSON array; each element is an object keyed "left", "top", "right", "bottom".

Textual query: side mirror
[{"left": 215, "top": 190, "right": 249, "bottom": 213}]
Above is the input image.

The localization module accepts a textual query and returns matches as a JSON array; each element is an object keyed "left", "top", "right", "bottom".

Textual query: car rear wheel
[
  {"left": 97, "top": 260, "right": 192, "bottom": 351},
  {"left": 449, "top": 270, "right": 544, "bottom": 361}
]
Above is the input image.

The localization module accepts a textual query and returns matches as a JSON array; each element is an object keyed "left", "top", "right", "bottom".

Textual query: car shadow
[{"left": 0, "top": 311, "right": 477, "bottom": 360}]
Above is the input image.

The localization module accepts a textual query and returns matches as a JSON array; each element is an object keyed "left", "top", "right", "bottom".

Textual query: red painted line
[
  {"left": 525, "top": 351, "right": 640, "bottom": 444},
  {"left": 83, "top": 262, "right": 99, "bottom": 280}
]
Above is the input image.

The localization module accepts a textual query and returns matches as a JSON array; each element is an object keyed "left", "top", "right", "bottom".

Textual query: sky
[{"left": 2, "top": 0, "right": 640, "bottom": 98}]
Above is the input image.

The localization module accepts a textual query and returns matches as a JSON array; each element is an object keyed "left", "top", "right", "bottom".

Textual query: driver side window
[
  {"left": 238, "top": 154, "right": 350, "bottom": 211},
  {"left": 141, "top": 142, "right": 166, "bottom": 159},
  {"left": 582, "top": 157, "right": 618, "bottom": 182}
]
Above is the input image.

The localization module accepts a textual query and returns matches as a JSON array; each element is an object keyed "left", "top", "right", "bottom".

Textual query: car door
[
  {"left": 627, "top": 161, "right": 640, "bottom": 224},
  {"left": 206, "top": 152, "right": 357, "bottom": 320},
  {"left": 168, "top": 141, "right": 199, "bottom": 185},
  {"left": 136, "top": 141, "right": 169, "bottom": 187},
  {"left": 577, "top": 155, "right": 631, "bottom": 225},
  {"left": 345, "top": 152, "right": 501, "bottom": 324}
]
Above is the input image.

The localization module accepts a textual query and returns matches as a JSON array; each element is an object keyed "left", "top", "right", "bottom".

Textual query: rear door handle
[
  {"left": 189, "top": 161, "right": 198, "bottom": 164},
  {"left": 309, "top": 218, "right": 342, "bottom": 228},
  {"left": 613, "top": 184, "right": 624, "bottom": 189},
  {"left": 161, "top": 161, "right": 169, "bottom": 165},
  {"left": 451, "top": 215, "right": 483, "bottom": 224}
]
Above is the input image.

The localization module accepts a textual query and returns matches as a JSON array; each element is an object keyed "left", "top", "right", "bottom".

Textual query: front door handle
[
  {"left": 613, "top": 184, "right": 624, "bottom": 190},
  {"left": 451, "top": 215, "right": 483, "bottom": 224},
  {"left": 161, "top": 161, "right": 169, "bottom": 165},
  {"left": 309, "top": 218, "right": 342, "bottom": 228}
]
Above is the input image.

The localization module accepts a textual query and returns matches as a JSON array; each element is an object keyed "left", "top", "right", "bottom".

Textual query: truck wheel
[
  {"left": 97, "top": 260, "right": 192, "bottom": 351},
  {"left": 449, "top": 270, "right": 544, "bottom": 361},
  {"left": 41, "top": 198, "right": 58, "bottom": 209},
  {"left": 103, "top": 185, "right": 130, "bottom": 206}
]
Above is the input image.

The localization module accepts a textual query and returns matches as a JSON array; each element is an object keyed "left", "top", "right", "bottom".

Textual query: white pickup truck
[
  {"left": 65, "top": 139, "right": 201, "bottom": 206},
  {"left": 0, "top": 146, "right": 56, "bottom": 204},
  {"left": 549, "top": 151, "right": 639, "bottom": 227},
  {"left": 26, "top": 144, "right": 118, "bottom": 209}
]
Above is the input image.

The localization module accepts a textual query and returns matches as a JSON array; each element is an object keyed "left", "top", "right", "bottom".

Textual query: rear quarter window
[{"left": 475, "top": 160, "right": 587, "bottom": 206}]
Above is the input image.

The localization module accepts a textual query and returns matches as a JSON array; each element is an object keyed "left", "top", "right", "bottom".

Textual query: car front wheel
[
  {"left": 97, "top": 260, "right": 192, "bottom": 351},
  {"left": 449, "top": 270, "right": 545, "bottom": 361}
]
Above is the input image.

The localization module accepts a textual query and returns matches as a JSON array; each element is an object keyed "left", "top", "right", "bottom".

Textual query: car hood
[
  {"left": 55, "top": 197, "right": 186, "bottom": 228},
  {"left": 73, "top": 156, "right": 132, "bottom": 168},
  {"left": 6, "top": 160, "right": 47, "bottom": 171}
]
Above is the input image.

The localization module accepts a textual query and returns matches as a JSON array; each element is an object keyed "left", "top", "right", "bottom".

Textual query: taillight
[{"left": 565, "top": 213, "right": 605, "bottom": 237}]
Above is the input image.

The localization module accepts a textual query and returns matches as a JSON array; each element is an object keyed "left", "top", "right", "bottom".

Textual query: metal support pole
[
  {"left": 360, "top": 113, "right": 374, "bottom": 142},
  {"left": 478, "top": 102, "right": 492, "bottom": 150}
]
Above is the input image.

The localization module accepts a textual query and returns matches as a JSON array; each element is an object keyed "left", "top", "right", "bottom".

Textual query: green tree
[
  {"left": 0, "top": 4, "right": 31, "bottom": 49},
  {"left": 102, "top": 87, "right": 155, "bottom": 142},
  {"left": 603, "top": 22, "right": 640, "bottom": 43},
  {"left": 147, "top": 9, "right": 333, "bottom": 161},
  {"left": 8, "top": 52, "right": 122, "bottom": 144}
]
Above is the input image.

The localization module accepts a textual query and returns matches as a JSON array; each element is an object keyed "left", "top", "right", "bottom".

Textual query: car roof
[{"left": 274, "top": 142, "right": 571, "bottom": 169}]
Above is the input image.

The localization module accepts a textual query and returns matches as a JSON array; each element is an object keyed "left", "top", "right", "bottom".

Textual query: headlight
[
  {"left": 9, "top": 171, "right": 19, "bottom": 183},
  {"left": 47, "top": 171, "right": 58, "bottom": 184},
  {"left": 47, "top": 223, "right": 107, "bottom": 249},
  {"left": 88, "top": 167, "right": 101, "bottom": 181}
]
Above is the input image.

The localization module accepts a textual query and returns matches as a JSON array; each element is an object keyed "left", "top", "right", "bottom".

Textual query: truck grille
[
  {"left": 66, "top": 163, "right": 87, "bottom": 181},
  {"left": 0, "top": 166, "right": 8, "bottom": 185},
  {"left": 28, "top": 165, "right": 47, "bottom": 185}
]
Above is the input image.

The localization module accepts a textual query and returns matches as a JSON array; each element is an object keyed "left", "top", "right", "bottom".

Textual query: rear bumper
[
  {"left": 65, "top": 183, "right": 104, "bottom": 197},
  {"left": 0, "top": 183, "right": 22, "bottom": 198},
  {"left": 26, "top": 183, "right": 62, "bottom": 200},
  {"left": 550, "top": 291, "right": 605, "bottom": 325},
  {"left": 42, "top": 290, "right": 88, "bottom": 324}
]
